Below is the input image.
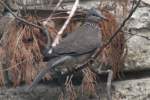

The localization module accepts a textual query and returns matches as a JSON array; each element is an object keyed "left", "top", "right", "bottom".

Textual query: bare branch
[
  {"left": 43, "top": 0, "right": 64, "bottom": 26},
  {"left": 126, "top": 32, "right": 150, "bottom": 41},
  {"left": 0, "top": 1, "right": 43, "bottom": 30},
  {"left": 51, "top": 0, "right": 79, "bottom": 47},
  {"left": 49, "top": 0, "right": 64, "bottom": 19}
]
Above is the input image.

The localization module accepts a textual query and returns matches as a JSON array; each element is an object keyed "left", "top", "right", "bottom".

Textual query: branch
[
  {"left": 0, "top": 1, "right": 43, "bottom": 30},
  {"left": 49, "top": 0, "right": 64, "bottom": 19},
  {"left": 43, "top": 0, "right": 64, "bottom": 26},
  {"left": 52, "top": 0, "right": 79, "bottom": 47},
  {"left": 126, "top": 32, "right": 150, "bottom": 41},
  {"left": 51, "top": 0, "right": 79, "bottom": 47}
]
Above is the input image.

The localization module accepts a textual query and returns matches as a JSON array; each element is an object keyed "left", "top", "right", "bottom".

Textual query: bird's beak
[
  {"left": 95, "top": 10, "right": 107, "bottom": 20},
  {"left": 100, "top": 14, "right": 107, "bottom": 20},
  {"left": 98, "top": 13, "right": 107, "bottom": 20}
]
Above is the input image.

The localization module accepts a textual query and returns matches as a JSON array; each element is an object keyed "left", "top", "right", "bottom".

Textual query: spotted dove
[{"left": 28, "top": 8, "right": 106, "bottom": 90}]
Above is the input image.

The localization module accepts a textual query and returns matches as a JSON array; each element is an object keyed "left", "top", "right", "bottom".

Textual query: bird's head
[{"left": 86, "top": 7, "right": 106, "bottom": 22}]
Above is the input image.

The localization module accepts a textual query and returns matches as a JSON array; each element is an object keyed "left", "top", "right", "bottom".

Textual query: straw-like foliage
[{"left": 98, "top": 8, "right": 127, "bottom": 78}]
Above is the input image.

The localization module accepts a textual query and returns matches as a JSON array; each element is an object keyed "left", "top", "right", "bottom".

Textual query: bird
[{"left": 27, "top": 7, "right": 106, "bottom": 91}]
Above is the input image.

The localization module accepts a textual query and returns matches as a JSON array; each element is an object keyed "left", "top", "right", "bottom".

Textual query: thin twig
[
  {"left": 48, "top": 0, "right": 64, "bottom": 20},
  {"left": 0, "top": 1, "right": 43, "bottom": 30},
  {"left": 43, "top": 0, "right": 64, "bottom": 26},
  {"left": 51, "top": 0, "right": 79, "bottom": 47},
  {"left": 0, "top": 57, "right": 33, "bottom": 72},
  {"left": 41, "top": 13, "right": 84, "bottom": 21},
  {"left": 126, "top": 32, "right": 150, "bottom": 41}
]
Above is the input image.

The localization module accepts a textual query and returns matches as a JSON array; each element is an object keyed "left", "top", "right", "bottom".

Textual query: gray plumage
[
  {"left": 47, "top": 22, "right": 101, "bottom": 57},
  {"left": 27, "top": 8, "right": 105, "bottom": 91}
]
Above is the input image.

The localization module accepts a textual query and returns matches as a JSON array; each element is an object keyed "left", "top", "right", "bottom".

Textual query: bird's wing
[{"left": 52, "top": 24, "right": 102, "bottom": 55}]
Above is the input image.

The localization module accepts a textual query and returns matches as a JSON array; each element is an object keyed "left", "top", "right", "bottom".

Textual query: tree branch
[
  {"left": 43, "top": 0, "right": 64, "bottom": 26},
  {"left": 51, "top": 0, "right": 79, "bottom": 47},
  {"left": 0, "top": 1, "right": 43, "bottom": 30}
]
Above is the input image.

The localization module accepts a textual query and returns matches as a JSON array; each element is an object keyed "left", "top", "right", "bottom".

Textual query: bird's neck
[{"left": 84, "top": 21, "right": 99, "bottom": 29}]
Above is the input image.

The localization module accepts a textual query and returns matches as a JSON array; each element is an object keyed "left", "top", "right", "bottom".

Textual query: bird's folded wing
[{"left": 52, "top": 24, "right": 102, "bottom": 55}]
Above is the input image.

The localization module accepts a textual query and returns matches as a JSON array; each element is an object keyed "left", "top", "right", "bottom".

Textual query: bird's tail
[{"left": 26, "top": 56, "right": 73, "bottom": 92}]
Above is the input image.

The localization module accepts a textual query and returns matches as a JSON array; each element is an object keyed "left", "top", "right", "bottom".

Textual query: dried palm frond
[
  {"left": 10, "top": 24, "right": 45, "bottom": 86},
  {"left": 65, "top": 76, "right": 77, "bottom": 100},
  {"left": 0, "top": 47, "right": 5, "bottom": 86},
  {"left": 115, "top": 0, "right": 129, "bottom": 16},
  {"left": 0, "top": 71, "right": 4, "bottom": 86},
  {"left": 99, "top": 0, "right": 129, "bottom": 16},
  {"left": 98, "top": 9, "right": 127, "bottom": 79},
  {"left": 1, "top": 16, "right": 57, "bottom": 86},
  {"left": 59, "top": 75, "right": 77, "bottom": 100},
  {"left": 82, "top": 67, "right": 97, "bottom": 96}
]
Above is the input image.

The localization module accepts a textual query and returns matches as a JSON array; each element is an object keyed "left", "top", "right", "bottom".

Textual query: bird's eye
[{"left": 92, "top": 13, "right": 98, "bottom": 17}]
